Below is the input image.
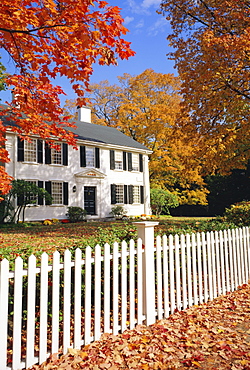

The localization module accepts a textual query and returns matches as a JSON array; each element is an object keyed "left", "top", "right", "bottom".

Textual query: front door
[{"left": 84, "top": 186, "right": 96, "bottom": 215}]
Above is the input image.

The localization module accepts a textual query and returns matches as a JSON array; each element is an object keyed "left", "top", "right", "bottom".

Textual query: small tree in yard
[
  {"left": 150, "top": 188, "right": 179, "bottom": 216},
  {"left": 0, "top": 179, "right": 52, "bottom": 223}
]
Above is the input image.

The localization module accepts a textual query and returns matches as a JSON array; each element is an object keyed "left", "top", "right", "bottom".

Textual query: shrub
[
  {"left": 150, "top": 188, "right": 179, "bottom": 216},
  {"left": 223, "top": 201, "right": 250, "bottom": 226},
  {"left": 66, "top": 206, "right": 87, "bottom": 223},
  {"left": 110, "top": 205, "right": 127, "bottom": 219}
]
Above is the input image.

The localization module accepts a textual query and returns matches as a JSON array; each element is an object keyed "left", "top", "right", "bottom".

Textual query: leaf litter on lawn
[{"left": 28, "top": 283, "right": 250, "bottom": 370}]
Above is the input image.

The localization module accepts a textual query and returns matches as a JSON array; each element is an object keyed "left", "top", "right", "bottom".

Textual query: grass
[{"left": 0, "top": 215, "right": 237, "bottom": 268}]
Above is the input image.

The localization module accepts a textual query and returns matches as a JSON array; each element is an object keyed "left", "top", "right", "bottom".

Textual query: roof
[
  {"left": 0, "top": 104, "right": 150, "bottom": 152},
  {"left": 69, "top": 120, "right": 149, "bottom": 151}
]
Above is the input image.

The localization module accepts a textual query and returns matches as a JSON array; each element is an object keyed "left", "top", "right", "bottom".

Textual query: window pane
[
  {"left": 51, "top": 144, "right": 62, "bottom": 164},
  {"left": 86, "top": 147, "right": 95, "bottom": 167},
  {"left": 115, "top": 151, "right": 123, "bottom": 170},
  {"left": 115, "top": 184, "right": 124, "bottom": 203},
  {"left": 26, "top": 180, "right": 38, "bottom": 204},
  {"left": 52, "top": 182, "right": 63, "bottom": 204},
  {"left": 132, "top": 154, "right": 139, "bottom": 171},
  {"left": 24, "top": 139, "right": 37, "bottom": 162},
  {"left": 133, "top": 186, "right": 140, "bottom": 204}
]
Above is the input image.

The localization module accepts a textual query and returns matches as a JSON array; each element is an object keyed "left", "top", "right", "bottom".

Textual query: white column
[
  {"left": 143, "top": 155, "right": 151, "bottom": 215},
  {"left": 134, "top": 221, "right": 159, "bottom": 326}
]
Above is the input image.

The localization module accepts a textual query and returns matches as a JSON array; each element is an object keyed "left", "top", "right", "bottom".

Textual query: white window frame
[
  {"left": 115, "top": 184, "right": 124, "bottom": 204},
  {"left": 115, "top": 151, "right": 123, "bottom": 170},
  {"left": 132, "top": 153, "right": 139, "bottom": 171},
  {"left": 133, "top": 185, "right": 140, "bottom": 204},
  {"left": 51, "top": 181, "right": 63, "bottom": 205},
  {"left": 24, "top": 139, "right": 37, "bottom": 163},
  {"left": 51, "top": 144, "right": 62, "bottom": 165},
  {"left": 86, "top": 146, "right": 95, "bottom": 167}
]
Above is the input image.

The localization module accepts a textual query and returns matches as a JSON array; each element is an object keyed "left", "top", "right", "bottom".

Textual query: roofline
[{"left": 5, "top": 129, "right": 152, "bottom": 154}]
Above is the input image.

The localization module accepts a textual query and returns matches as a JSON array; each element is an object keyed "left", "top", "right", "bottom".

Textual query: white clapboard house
[{"left": 2, "top": 105, "right": 151, "bottom": 221}]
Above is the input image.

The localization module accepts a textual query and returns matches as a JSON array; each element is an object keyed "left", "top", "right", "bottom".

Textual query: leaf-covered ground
[{"left": 29, "top": 283, "right": 250, "bottom": 370}]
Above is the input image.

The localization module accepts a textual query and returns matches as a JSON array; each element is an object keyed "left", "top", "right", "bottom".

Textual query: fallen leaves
[{"left": 28, "top": 283, "right": 250, "bottom": 370}]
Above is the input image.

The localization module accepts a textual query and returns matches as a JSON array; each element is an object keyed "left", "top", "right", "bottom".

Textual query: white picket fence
[{"left": 0, "top": 222, "right": 250, "bottom": 370}]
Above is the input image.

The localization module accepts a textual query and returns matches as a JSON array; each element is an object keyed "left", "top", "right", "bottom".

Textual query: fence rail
[{"left": 0, "top": 223, "right": 249, "bottom": 370}]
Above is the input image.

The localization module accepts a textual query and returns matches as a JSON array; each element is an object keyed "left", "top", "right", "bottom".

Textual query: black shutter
[
  {"left": 111, "top": 184, "right": 116, "bottom": 204},
  {"left": 63, "top": 182, "right": 69, "bottom": 205},
  {"left": 110, "top": 150, "right": 115, "bottom": 170},
  {"left": 45, "top": 181, "right": 52, "bottom": 205},
  {"left": 128, "top": 153, "right": 132, "bottom": 171},
  {"left": 95, "top": 147, "right": 100, "bottom": 168},
  {"left": 37, "top": 140, "right": 43, "bottom": 164},
  {"left": 38, "top": 181, "right": 44, "bottom": 205},
  {"left": 17, "top": 137, "right": 24, "bottom": 162},
  {"left": 128, "top": 185, "right": 133, "bottom": 204},
  {"left": 140, "top": 186, "right": 144, "bottom": 204},
  {"left": 80, "top": 146, "right": 86, "bottom": 167},
  {"left": 62, "top": 143, "right": 68, "bottom": 166},
  {"left": 123, "top": 152, "right": 127, "bottom": 171},
  {"left": 45, "top": 143, "right": 51, "bottom": 164},
  {"left": 139, "top": 154, "right": 143, "bottom": 172},
  {"left": 124, "top": 185, "right": 128, "bottom": 204}
]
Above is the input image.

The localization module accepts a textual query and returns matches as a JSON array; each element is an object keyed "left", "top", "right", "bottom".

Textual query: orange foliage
[
  {"left": 63, "top": 69, "right": 208, "bottom": 205},
  {"left": 160, "top": 0, "right": 250, "bottom": 174},
  {"left": 0, "top": 0, "right": 135, "bottom": 194}
]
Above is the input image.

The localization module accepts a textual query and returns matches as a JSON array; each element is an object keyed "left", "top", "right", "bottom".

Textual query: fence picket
[
  {"left": 112, "top": 243, "right": 119, "bottom": 335},
  {"left": 63, "top": 250, "right": 72, "bottom": 353},
  {"left": 206, "top": 232, "right": 213, "bottom": 302},
  {"left": 192, "top": 233, "right": 198, "bottom": 306},
  {"left": 186, "top": 234, "right": 192, "bottom": 308},
  {"left": 84, "top": 246, "right": 92, "bottom": 345},
  {"left": 51, "top": 251, "right": 60, "bottom": 355},
  {"left": 137, "top": 239, "right": 143, "bottom": 325},
  {"left": 201, "top": 233, "right": 208, "bottom": 302},
  {"left": 129, "top": 240, "right": 135, "bottom": 329},
  {"left": 196, "top": 233, "right": 203, "bottom": 304},
  {"left": 121, "top": 241, "right": 127, "bottom": 332},
  {"left": 163, "top": 235, "right": 170, "bottom": 317},
  {"left": 227, "top": 230, "right": 234, "bottom": 292},
  {"left": 180, "top": 234, "right": 187, "bottom": 310},
  {"left": 175, "top": 235, "right": 181, "bottom": 311},
  {"left": 1, "top": 226, "right": 250, "bottom": 370},
  {"left": 26, "top": 255, "right": 37, "bottom": 369},
  {"left": 94, "top": 244, "right": 102, "bottom": 340},
  {"left": 169, "top": 235, "right": 175, "bottom": 314},
  {"left": 39, "top": 253, "right": 48, "bottom": 365},
  {"left": 156, "top": 236, "right": 163, "bottom": 319},
  {"left": 0, "top": 259, "right": 9, "bottom": 370},
  {"left": 74, "top": 248, "right": 82, "bottom": 349}
]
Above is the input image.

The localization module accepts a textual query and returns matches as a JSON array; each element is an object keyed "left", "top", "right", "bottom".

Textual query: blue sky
[{"left": 1, "top": 0, "right": 176, "bottom": 105}]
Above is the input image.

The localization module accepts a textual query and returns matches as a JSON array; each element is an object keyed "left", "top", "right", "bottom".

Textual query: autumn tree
[
  {"left": 0, "top": 0, "right": 135, "bottom": 196},
  {"left": 64, "top": 69, "right": 208, "bottom": 205},
  {"left": 160, "top": 0, "right": 250, "bottom": 175}
]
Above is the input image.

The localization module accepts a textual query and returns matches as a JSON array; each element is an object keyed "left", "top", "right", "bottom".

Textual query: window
[
  {"left": 51, "top": 181, "right": 63, "bottom": 204},
  {"left": 26, "top": 180, "right": 38, "bottom": 205},
  {"left": 80, "top": 146, "right": 100, "bottom": 168},
  {"left": 51, "top": 144, "right": 62, "bottom": 165},
  {"left": 86, "top": 147, "right": 95, "bottom": 167},
  {"left": 133, "top": 185, "right": 140, "bottom": 204},
  {"left": 115, "top": 185, "right": 124, "bottom": 203},
  {"left": 132, "top": 153, "right": 139, "bottom": 171},
  {"left": 45, "top": 181, "right": 68, "bottom": 205},
  {"left": 115, "top": 151, "right": 123, "bottom": 170},
  {"left": 24, "top": 140, "right": 37, "bottom": 162}
]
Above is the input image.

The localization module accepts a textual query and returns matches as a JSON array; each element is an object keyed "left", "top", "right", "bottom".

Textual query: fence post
[{"left": 134, "top": 221, "right": 159, "bottom": 326}]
